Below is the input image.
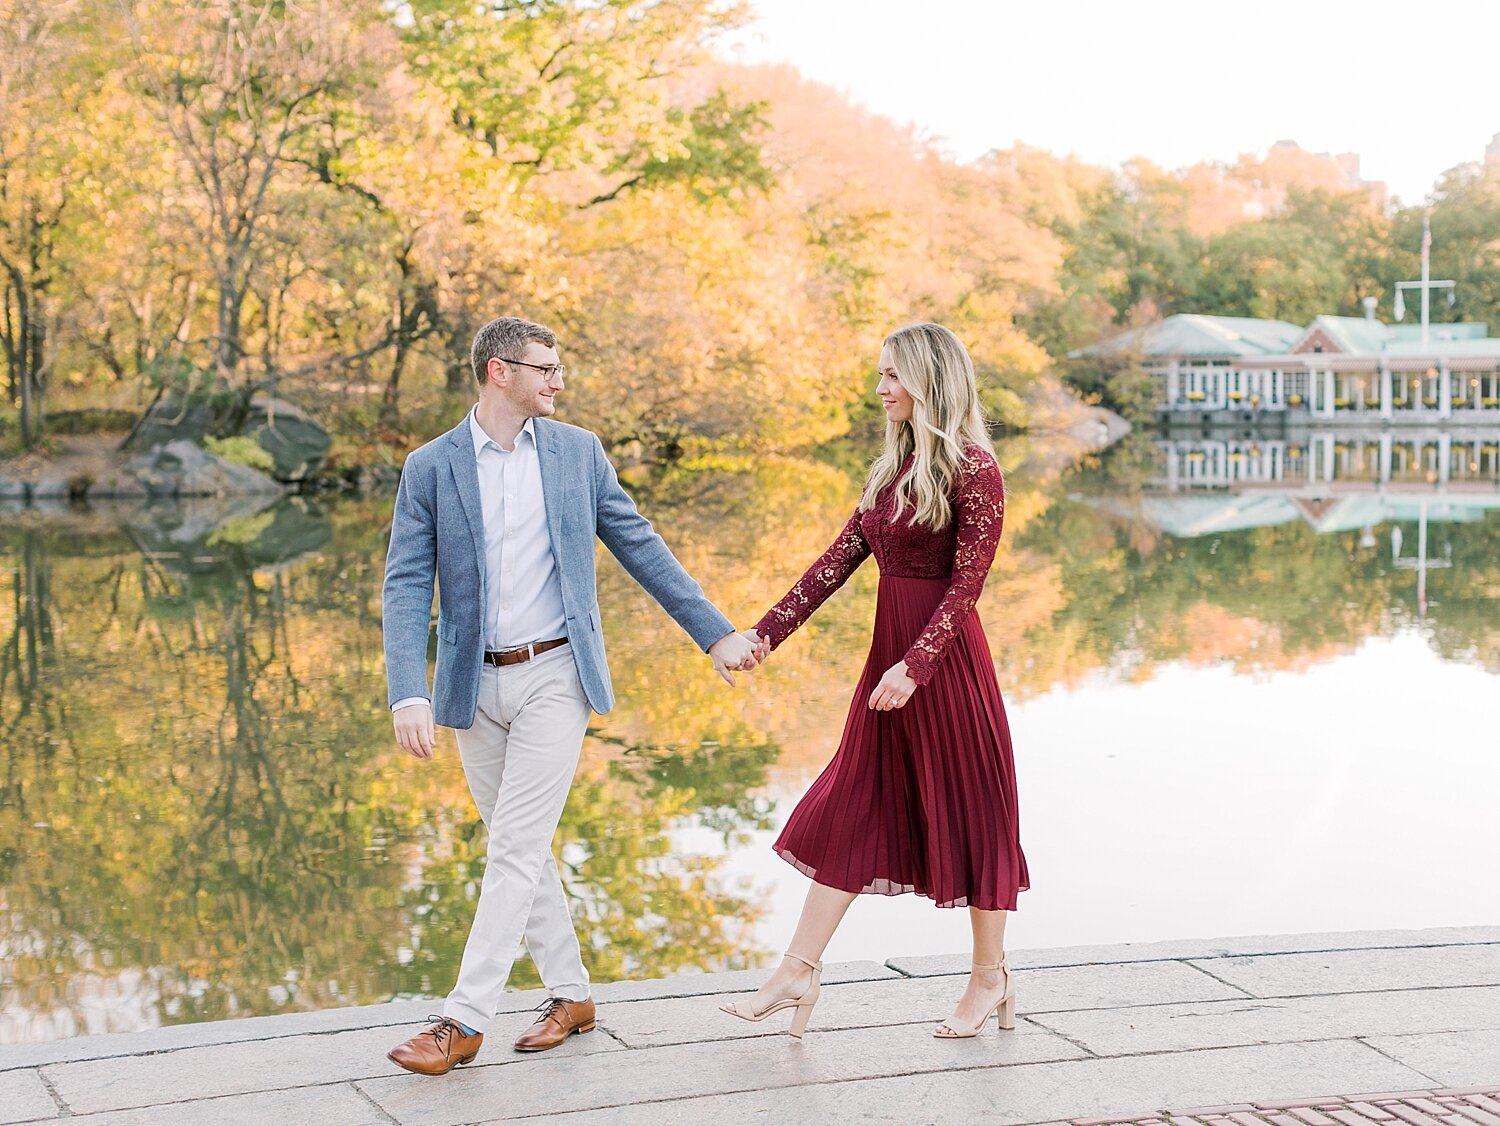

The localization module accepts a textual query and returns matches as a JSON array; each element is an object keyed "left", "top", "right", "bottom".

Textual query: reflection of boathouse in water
[
  {"left": 1138, "top": 430, "right": 1500, "bottom": 615},
  {"left": 1079, "top": 313, "right": 1500, "bottom": 424},
  {"left": 1156, "top": 430, "right": 1500, "bottom": 494}
]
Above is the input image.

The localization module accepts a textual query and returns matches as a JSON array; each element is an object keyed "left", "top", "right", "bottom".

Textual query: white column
[
  {"left": 1439, "top": 362, "right": 1452, "bottom": 419},
  {"left": 1324, "top": 371, "right": 1337, "bottom": 418},
  {"left": 1166, "top": 361, "right": 1179, "bottom": 410},
  {"left": 1380, "top": 363, "right": 1392, "bottom": 419},
  {"left": 1438, "top": 433, "right": 1451, "bottom": 485},
  {"left": 1379, "top": 433, "right": 1392, "bottom": 485}
]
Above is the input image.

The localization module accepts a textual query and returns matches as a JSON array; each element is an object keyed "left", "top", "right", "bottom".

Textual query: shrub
[{"left": 204, "top": 435, "right": 275, "bottom": 473}]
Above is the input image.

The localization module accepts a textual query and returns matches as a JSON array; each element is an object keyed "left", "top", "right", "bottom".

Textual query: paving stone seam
[
  {"left": 36, "top": 1066, "right": 71, "bottom": 1117},
  {"left": 1351, "top": 1036, "right": 1443, "bottom": 1087},
  {"left": 47, "top": 1074, "right": 393, "bottom": 1117},
  {"left": 456, "top": 1058, "right": 1103, "bottom": 1123},
  {"left": 1165, "top": 983, "right": 1500, "bottom": 1003},
  {"left": 1175, "top": 960, "right": 1260, "bottom": 999},
  {"left": 1052, "top": 1086, "right": 1500, "bottom": 1126},
  {"left": 1016, "top": 1014, "right": 1103, "bottom": 1059},
  {"left": 889, "top": 940, "right": 1500, "bottom": 976},
  {"left": 350, "top": 1079, "right": 402, "bottom": 1125}
]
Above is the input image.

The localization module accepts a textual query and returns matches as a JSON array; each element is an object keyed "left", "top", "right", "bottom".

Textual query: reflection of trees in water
[
  {"left": 0, "top": 500, "right": 774, "bottom": 1041},
  {"left": 394, "top": 733, "right": 781, "bottom": 997}
]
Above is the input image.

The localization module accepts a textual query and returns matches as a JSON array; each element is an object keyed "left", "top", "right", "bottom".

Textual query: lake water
[{"left": 3, "top": 428, "right": 1498, "bottom": 1043}]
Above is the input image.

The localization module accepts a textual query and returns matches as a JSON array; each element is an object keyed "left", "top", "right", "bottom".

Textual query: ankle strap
[
  {"left": 784, "top": 950, "right": 823, "bottom": 971},
  {"left": 972, "top": 957, "right": 1007, "bottom": 971}
]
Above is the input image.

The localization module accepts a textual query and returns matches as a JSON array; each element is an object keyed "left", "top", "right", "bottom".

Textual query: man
[{"left": 382, "top": 316, "right": 758, "bottom": 1075}]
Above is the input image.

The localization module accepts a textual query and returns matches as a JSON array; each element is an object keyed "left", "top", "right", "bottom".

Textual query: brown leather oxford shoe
[
  {"left": 388, "top": 1015, "right": 484, "bottom": 1075},
  {"left": 512, "top": 997, "right": 596, "bottom": 1052}
]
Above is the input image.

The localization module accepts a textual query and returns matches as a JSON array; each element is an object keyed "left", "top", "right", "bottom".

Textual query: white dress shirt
[{"left": 392, "top": 410, "right": 568, "bottom": 712}]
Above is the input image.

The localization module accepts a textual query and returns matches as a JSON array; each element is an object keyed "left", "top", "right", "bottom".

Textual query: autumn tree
[
  {"left": 120, "top": 0, "right": 391, "bottom": 423},
  {"left": 0, "top": 1, "right": 91, "bottom": 448}
]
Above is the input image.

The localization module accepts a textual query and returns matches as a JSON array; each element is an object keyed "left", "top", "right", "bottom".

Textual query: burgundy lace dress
[{"left": 754, "top": 448, "right": 1028, "bottom": 911}]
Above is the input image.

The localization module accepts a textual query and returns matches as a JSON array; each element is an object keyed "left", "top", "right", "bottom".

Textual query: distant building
[
  {"left": 1076, "top": 313, "right": 1500, "bottom": 423},
  {"left": 1487, "top": 131, "right": 1500, "bottom": 168}
]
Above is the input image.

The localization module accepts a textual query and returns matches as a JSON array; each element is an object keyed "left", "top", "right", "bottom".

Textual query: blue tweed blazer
[{"left": 381, "top": 416, "right": 735, "bottom": 727}]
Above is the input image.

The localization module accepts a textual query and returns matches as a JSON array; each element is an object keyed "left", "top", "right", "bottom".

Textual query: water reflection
[{"left": 2, "top": 431, "right": 1497, "bottom": 1043}]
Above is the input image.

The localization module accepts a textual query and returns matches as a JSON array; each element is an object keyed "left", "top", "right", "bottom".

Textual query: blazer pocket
[
  {"left": 438, "top": 618, "right": 458, "bottom": 644},
  {"left": 588, "top": 607, "right": 599, "bottom": 633},
  {"left": 558, "top": 483, "right": 588, "bottom": 518}
]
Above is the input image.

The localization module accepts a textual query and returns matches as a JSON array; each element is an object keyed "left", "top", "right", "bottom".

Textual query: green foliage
[
  {"left": 204, "top": 434, "right": 276, "bottom": 473},
  {"left": 1198, "top": 219, "right": 1347, "bottom": 323}
]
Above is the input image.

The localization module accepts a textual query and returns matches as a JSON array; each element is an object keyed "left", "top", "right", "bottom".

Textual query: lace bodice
[{"left": 754, "top": 448, "right": 1006, "bottom": 685}]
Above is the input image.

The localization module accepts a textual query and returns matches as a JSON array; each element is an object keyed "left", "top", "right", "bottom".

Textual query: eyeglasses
[{"left": 503, "top": 357, "right": 567, "bottom": 381}]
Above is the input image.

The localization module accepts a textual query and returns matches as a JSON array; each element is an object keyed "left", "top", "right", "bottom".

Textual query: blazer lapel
[
  {"left": 534, "top": 418, "right": 567, "bottom": 559},
  {"left": 447, "top": 421, "right": 486, "bottom": 583}
]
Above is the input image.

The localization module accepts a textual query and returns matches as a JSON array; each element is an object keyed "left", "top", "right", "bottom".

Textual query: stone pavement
[{"left": 1, "top": 927, "right": 1497, "bottom": 1125}]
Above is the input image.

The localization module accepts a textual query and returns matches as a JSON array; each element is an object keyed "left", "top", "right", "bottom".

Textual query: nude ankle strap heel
[
  {"left": 719, "top": 950, "right": 823, "bottom": 1039},
  {"left": 934, "top": 957, "right": 1015, "bottom": 1038}
]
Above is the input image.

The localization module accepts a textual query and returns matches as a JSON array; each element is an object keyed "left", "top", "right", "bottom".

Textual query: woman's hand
[
  {"left": 868, "top": 661, "right": 916, "bottom": 711},
  {"left": 743, "top": 627, "right": 771, "bottom": 663}
]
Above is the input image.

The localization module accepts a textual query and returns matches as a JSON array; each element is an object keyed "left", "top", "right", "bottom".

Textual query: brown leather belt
[{"left": 484, "top": 637, "right": 569, "bottom": 667}]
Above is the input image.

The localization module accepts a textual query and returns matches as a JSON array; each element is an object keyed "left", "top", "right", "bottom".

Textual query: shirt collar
[{"left": 469, "top": 408, "right": 535, "bottom": 458}]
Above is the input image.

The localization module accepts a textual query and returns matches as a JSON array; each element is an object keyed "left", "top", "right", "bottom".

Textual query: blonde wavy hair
[{"left": 859, "top": 323, "right": 993, "bottom": 530}]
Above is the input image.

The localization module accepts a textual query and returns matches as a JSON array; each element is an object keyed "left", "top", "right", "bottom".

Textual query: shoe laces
[
  {"left": 424, "top": 1015, "right": 461, "bottom": 1047},
  {"left": 531, "top": 998, "right": 567, "bottom": 1023}
]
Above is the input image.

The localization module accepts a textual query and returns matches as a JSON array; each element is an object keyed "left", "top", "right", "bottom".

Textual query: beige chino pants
[{"left": 442, "top": 644, "right": 593, "bottom": 1034}]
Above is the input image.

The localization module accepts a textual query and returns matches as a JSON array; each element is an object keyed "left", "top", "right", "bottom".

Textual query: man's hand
[
  {"left": 868, "top": 661, "right": 917, "bottom": 711},
  {"left": 709, "top": 631, "right": 760, "bottom": 686},
  {"left": 393, "top": 701, "right": 436, "bottom": 759}
]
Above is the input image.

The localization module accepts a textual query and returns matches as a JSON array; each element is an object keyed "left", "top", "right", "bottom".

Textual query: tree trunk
[
  {"left": 216, "top": 279, "right": 246, "bottom": 387},
  {"left": 444, "top": 320, "right": 470, "bottom": 393},
  {"left": 23, "top": 313, "right": 46, "bottom": 449},
  {"left": 380, "top": 329, "right": 413, "bottom": 426}
]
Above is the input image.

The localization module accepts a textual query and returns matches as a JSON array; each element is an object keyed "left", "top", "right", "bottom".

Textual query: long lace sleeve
[
  {"left": 902, "top": 455, "right": 1005, "bottom": 686},
  {"left": 754, "top": 508, "right": 872, "bottom": 649}
]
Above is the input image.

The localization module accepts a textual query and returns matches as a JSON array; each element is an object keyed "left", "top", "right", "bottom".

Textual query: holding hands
[
  {"left": 744, "top": 627, "right": 771, "bottom": 664},
  {"left": 707, "top": 627, "right": 773, "bottom": 685},
  {"left": 709, "top": 630, "right": 761, "bottom": 685}
]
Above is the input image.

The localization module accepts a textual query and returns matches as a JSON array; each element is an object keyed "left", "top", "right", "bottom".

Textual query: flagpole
[{"left": 1393, "top": 216, "right": 1455, "bottom": 343}]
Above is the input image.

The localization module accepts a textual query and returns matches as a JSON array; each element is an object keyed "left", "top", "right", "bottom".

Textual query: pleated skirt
[{"left": 773, "top": 575, "right": 1029, "bottom": 911}]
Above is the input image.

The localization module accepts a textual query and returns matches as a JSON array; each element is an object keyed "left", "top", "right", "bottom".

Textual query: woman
[{"left": 720, "top": 323, "right": 1028, "bottom": 1040}]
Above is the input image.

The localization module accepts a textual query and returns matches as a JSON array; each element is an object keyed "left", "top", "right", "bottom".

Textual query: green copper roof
[
  {"left": 1075, "top": 315, "right": 1307, "bottom": 360},
  {"left": 1303, "top": 316, "right": 1491, "bottom": 355},
  {"left": 1300, "top": 316, "right": 1390, "bottom": 354},
  {"left": 1075, "top": 314, "right": 1495, "bottom": 362}
]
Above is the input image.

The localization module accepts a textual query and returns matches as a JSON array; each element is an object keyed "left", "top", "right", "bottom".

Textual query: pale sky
[{"left": 724, "top": 0, "right": 1500, "bottom": 205}]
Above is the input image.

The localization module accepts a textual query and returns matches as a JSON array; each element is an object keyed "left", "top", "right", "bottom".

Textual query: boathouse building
[{"left": 1079, "top": 314, "right": 1500, "bottom": 422}]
